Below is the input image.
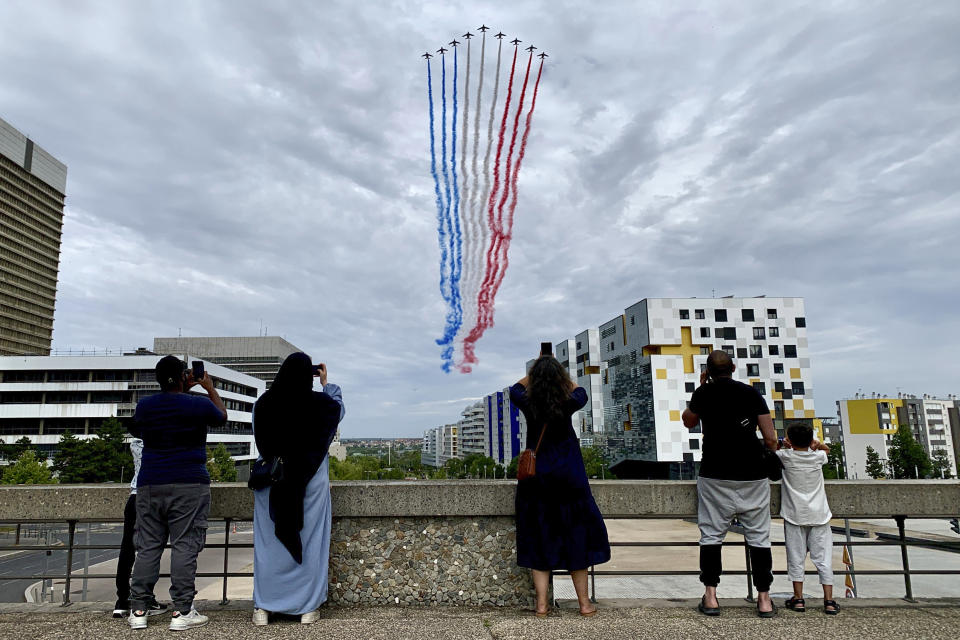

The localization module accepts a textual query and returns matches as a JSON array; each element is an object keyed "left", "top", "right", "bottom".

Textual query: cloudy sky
[{"left": 2, "top": 1, "right": 958, "bottom": 437}]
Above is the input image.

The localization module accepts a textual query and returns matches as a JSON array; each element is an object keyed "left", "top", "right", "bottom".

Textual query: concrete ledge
[{"left": 0, "top": 480, "right": 957, "bottom": 521}]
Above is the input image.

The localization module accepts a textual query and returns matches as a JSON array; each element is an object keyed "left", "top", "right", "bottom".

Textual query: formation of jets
[{"left": 422, "top": 26, "right": 546, "bottom": 60}]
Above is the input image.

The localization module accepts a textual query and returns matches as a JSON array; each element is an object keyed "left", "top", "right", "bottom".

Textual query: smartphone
[
  {"left": 312, "top": 364, "right": 323, "bottom": 376},
  {"left": 540, "top": 342, "right": 552, "bottom": 356},
  {"left": 191, "top": 360, "right": 204, "bottom": 381}
]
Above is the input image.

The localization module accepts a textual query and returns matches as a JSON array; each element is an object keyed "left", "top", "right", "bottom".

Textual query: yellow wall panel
[
  {"left": 656, "top": 369, "right": 667, "bottom": 380},
  {"left": 790, "top": 368, "right": 802, "bottom": 379},
  {"left": 669, "top": 410, "right": 681, "bottom": 422},
  {"left": 793, "top": 399, "right": 805, "bottom": 410}
]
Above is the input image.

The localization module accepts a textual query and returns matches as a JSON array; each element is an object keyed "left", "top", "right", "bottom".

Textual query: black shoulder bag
[
  {"left": 247, "top": 455, "right": 285, "bottom": 490},
  {"left": 740, "top": 416, "right": 782, "bottom": 481}
]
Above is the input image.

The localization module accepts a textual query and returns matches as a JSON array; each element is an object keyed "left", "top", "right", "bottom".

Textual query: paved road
[{"left": 0, "top": 525, "right": 123, "bottom": 603}]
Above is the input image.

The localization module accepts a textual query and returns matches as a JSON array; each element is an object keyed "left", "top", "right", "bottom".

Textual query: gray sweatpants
[
  {"left": 697, "top": 477, "right": 771, "bottom": 547},
  {"left": 784, "top": 521, "right": 834, "bottom": 585},
  {"left": 130, "top": 484, "right": 210, "bottom": 614}
]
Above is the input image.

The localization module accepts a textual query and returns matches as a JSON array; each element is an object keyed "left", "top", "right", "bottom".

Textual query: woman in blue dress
[
  {"left": 512, "top": 354, "right": 610, "bottom": 617},
  {"left": 251, "top": 353, "right": 344, "bottom": 626}
]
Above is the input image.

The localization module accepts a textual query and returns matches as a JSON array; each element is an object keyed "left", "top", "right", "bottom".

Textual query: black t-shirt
[{"left": 689, "top": 377, "right": 770, "bottom": 481}]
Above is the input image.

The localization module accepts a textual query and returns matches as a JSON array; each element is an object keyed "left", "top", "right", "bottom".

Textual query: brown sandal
[{"left": 579, "top": 609, "right": 597, "bottom": 618}]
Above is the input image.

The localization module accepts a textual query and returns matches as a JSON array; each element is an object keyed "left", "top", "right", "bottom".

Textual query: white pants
[
  {"left": 784, "top": 522, "right": 834, "bottom": 585},
  {"left": 697, "top": 477, "right": 771, "bottom": 547}
]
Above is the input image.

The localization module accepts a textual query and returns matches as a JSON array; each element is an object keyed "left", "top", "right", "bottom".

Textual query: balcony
[{"left": 0, "top": 481, "right": 957, "bottom": 637}]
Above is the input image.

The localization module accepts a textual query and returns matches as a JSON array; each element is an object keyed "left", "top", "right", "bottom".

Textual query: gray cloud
[{"left": 1, "top": 0, "right": 957, "bottom": 436}]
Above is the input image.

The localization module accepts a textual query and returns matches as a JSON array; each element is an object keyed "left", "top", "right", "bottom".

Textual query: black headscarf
[{"left": 253, "top": 352, "right": 342, "bottom": 563}]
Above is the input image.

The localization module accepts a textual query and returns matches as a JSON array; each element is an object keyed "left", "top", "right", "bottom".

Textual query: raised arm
[{"left": 758, "top": 414, "right": 777, "bottom": 451}]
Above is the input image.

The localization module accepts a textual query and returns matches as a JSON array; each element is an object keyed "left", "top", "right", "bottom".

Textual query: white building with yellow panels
[
  {"left": 549, "top": 296, "right": 815, "bottom": 477},
  {"left": 839, "top": 395, "right": 959, "bottom": 479}
]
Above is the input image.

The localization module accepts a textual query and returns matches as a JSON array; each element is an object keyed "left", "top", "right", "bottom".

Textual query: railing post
[
  {"left": 220, "top": 518, "right": 231, "bottom": 606},
  {"left": 14, "top": 523, "right": 20, "bottom": 546},
  {"left": 590, "top": 565, "right": 596, "bottom": 603},
  {"left": 743, "top": 543, "right": 754, "bottom": 602},
  {"left": 62, "top": 520, "right": 76, "bottom": 606},
  {"left": 894, "top": 515, "right": 915, "bottom": 602}
]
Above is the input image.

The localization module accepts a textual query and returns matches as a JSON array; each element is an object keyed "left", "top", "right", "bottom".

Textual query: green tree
[
  {"left": 823, "top": 442, "right": 846, "bottom": 479},
  {"left": 206, "top": 443, "right": 238, "bottom": 482},
  {"left": 2, "top": 451, "right": 55, "bottom": 484},
  {"left": 506, "top": 456, "right": 519, "bottom": 479},
  {"left": 444, "top": 457, "right": 467, "bottom": 479},
  {"left": 1, "top": 436, "right": 34, "bottom": 462},
  {"left": 887, "top": 424, "right": 932, "bottom": 479},
  {"left": 329, "top": 456, "right": 364, "bottom": 480},
  {"left": 865, "top": 445, "right": 885, "bottom": 479},
  {"left": 581, "top": 446, "right": 616, "bottom": 479},
  {"left": 51, "top": 418, "right": 133, "bottom": 483},
  {"left": 931, "top": 449, "right": 954, "bottom": 479}
]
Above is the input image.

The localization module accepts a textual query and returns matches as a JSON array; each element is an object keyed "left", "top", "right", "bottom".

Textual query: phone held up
[
  {"left": 312, "top": 364, "right": 323, "bottom": 376},
  {"left": 540, "top": 342, "right": 553, "bottom": 357},
  {"left": 191, "top": 360, "right": 204, "bottom": 382}
]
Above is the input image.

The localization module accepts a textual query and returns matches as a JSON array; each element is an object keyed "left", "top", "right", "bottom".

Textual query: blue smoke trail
[
  {"left": 427, "top": 59, "right": 450, "bottom": 340},
  {"left": 435, "top": 53, "right": 458, "bottom": 371},
  {"left": 436, "top": 46, "right": 464, "bottom": 370}
]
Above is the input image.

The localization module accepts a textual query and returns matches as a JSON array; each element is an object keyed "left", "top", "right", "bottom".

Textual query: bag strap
[{"left": 533, "top": 423, "right": 547, "bottom": 455}]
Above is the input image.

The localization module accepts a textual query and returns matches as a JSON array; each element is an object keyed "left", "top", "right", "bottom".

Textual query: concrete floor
[{"left": 1, "top": 599, "right": 958, "bottom": 640}]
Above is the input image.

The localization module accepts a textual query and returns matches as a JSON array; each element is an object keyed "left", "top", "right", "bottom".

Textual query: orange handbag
[{"left": 517, "top": 424, "right": 547, "bottom": 481}]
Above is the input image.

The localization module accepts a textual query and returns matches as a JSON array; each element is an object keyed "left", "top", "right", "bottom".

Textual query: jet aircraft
[
  {"left": 510, "top": 38, "right": 521, "bottom": 45},
  {"left": 422, "top": 52, "right": 433, "bottom": 59},
  {"left": 525, "top": 45, "right": 537, "bottom": 52}
]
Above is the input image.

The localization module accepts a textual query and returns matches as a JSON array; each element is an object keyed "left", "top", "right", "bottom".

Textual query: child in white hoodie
[{"left": 777, "top": 422, "right": 839, "bottom": 615}]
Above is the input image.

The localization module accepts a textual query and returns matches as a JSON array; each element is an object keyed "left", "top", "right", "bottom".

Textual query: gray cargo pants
[{"left": 130, "top": 484, "right": 210, "bottom": 614}]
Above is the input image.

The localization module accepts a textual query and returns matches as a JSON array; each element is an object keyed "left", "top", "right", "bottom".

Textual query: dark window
[
  {"left": 91, "top": 392, "right": 126, "bottom": 404},
  {"left": 723, "top": 327, "right": 737, "bottom": 339},
  {"left": 774, "top": 401, "right": 785, "bottom": 418},
  {"left": 630, "top": 316, "right": 635, "bottom": 325},
  {"left": 47, "top": 370, "right": 89, "bottom": 383},
  {"left": 700, "top": 327, "right": 710, "bottom": 338},
  {"left": 792, "top": 381, "right": 805, "bottom": 396},
  {"left": 609, "top": 341, "right": 615, "bottom": 351},
  {"left": 689, "top": 439, "right": 700, "bottom": 450},
  {"left": 683, "top": 452, "right": 694, "bottom": 462},
  {"left": 722, "top": 345, "right": 734, "bottom": 356},
  {"left": 781, "top": 389, "right": 793, "bottom": 400},
  {"left": 93, "top": 370, "right": 135, "bottom": 382},
  {"left": 753, "top": 327, "right": 765, "bottom": 340},
  {"left": 0, "top": 392, "right": 42, "bottom": 404},
  {"left": 44, "top": 419, "right": 86, "bottom": 435},
  {"left": 679, "top": 309, "right": 689, "bottom": 320},
  {"left": 784, "top": 345, "right": 797, "bottom": 358},
  {"left": 0, "top": 419, "right": 41, "bottom": 435},
  {"left": 795, "top": 317, "right": 806, "bottom": 328},
  {"left": 768, "top": 345, "right": 779, "bottom": 356},
  {"left": 737, "top": 348, "right": 748, "bottom": 359},
  {"left": 46, "top": 391, "right": 88, "bottom": 404},
  {"left": 747, "top": 363, "right": 760, "bottom": 376},
  {"left": 769, "top": 327, "right": 780, "bottom": 338},
  {"left": 700, "top": 346, "right": 710, "bottom": 355},
  {"left": 576, "top": 341, "right": 581, "bottom": 350},
  {"left": 742, "top": 309, "right": 755, "bottom": 321},
  {"left": 774, "top": 363, "right": 784, "bottom": 374},
  {"left": 749, "top": 345, "right": 763, "bottom": 358},
  {"left": 774, "top": 381, "right": 785, "bottom": 392},
  {"left": 685, "top": 382, "right": 696, "bottom": 393},
  {"left": 714, "top": 309, "right": 727, "bottom": 322},
  {"left": 695, "top": 309, "right": 705, "bottom": 319},
  {"left": 2, "top": 370, "right": 45, "bottom": 383},
  {"left": 752, "top": 382, "right": 767, "bottom": 395},
  {"left": 768, "top": 309, "right": 777, "bottom": 319}
]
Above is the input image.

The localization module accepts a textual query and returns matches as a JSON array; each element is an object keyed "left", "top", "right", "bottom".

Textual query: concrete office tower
[
  {"left": 0, "top": 117, "right": 68, "bottom": 356},
  {"left": 838, "top": 394, "right": 959, "bottom": 479},
  {"left": 421, "top": 423, "right": 458, "bottom": 468},
  {"left": 458, "top": 402, "right": 487, "bottom": 458},
  {"left": 547, "top": 297, "right": 816, "bottom": 478},
  {"left": 153, "top": 336, "right": 302, "bottom": 388},
  {"left": 0, "top": 355, "right": 265, "bottom": 464}
]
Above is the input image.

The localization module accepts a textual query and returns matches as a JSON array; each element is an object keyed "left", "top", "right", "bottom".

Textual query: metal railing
[
  {"left": 0, "top": 518, "right": 252, "bottom": 606},
  {"left": 0, "top": 514, "right": 958, "bottom": 607},
  {"left": 555, "top": 514, "right": 960, "bottom": 604}
]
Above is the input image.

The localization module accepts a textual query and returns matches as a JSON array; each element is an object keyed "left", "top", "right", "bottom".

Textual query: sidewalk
[{"left": 0, "top": 599, "right": 958, "bottom": 639}]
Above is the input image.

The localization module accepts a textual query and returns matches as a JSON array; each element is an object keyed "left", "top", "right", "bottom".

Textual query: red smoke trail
[
  {"left": 480, "top": 51, "right": 533, "bottom": 331},
  {"left": 460, "top": 44, "right": 519, "bottom": 369},
  {"left": 486, "top": 58, "right": 544, "bottom": 318}
]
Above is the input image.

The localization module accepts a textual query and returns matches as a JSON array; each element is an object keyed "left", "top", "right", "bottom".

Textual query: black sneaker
[
  {"left": 112, "top": 600, "right": 129, "bottom": 618},
  {"left": 145, "top": 601, "right": 169, "bottom": 616}
]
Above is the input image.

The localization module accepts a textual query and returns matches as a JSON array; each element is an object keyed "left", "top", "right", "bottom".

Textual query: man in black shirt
[{"left": 683, "top": 350, "right": 778, "bottom": 618}]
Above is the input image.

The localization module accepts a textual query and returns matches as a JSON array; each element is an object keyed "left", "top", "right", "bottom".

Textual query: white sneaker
[
  {"left": 252, "top": 608, "right": 269, "bottom": 626},
  {"left": 169, "top": 609, "right": 208, "bottom": 631},
  {"left": 300, "top": 609, "right": 319, "bottom": 624},
  {"left": 128, "top": 610, "right": 148, "bottom": 630}
]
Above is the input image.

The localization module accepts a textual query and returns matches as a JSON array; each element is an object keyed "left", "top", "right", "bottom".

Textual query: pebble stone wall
[{"left": 328, "top": 517, "right": 536, "bottom": 606}]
